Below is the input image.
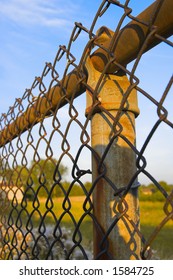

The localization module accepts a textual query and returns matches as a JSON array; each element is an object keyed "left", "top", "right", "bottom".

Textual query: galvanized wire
[{"left": 0, "top": 0, "right": 173, "bottom": 259}]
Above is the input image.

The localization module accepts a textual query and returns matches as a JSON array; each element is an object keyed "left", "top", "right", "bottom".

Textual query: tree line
[
  {"left": 139, "top": 181, "right": 173, "bottom": 201},
  {"left": 0, "top": 158, "right": 91, "bottom": 200},
  {"left": 1, "top": 158, "right": 172, "bottom": 201}
]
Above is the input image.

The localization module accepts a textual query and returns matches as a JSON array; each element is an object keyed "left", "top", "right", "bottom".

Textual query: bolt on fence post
[{"left": 85, "top": 56, "right": 141, "bottom": 260}]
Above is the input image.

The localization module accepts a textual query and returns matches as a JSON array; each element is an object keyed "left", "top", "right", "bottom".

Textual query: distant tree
[
  {"left": 158, "top": 181, "right": 172, "bottom": 192},
  {"left": 147, "top": 183, "right": 156, "bottom": 192},
  {"left": 84, "top": 181, "right": 92, "bottom": 193},
  {"left": 0, "top": 158, "right": 68, "bottom": 199},
  {"left": 0, "top": 157, "right": 9, "bottom": 182},
  {"left": 139, "top": 180, "right": 173, "bottom": 201},
  {"left": 0, "top": 157, "right": 4, "bottom": 181},
  {"left": 27, "top": 158, "right": 68, "bottom": 198}
]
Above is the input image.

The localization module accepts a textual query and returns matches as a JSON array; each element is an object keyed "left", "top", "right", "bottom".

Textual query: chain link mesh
[{"left": 0, "top": 0, "right": 172, "bottom": 259}]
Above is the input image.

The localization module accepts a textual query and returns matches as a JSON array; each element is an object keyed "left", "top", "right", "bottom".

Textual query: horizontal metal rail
[{"left": 0, "top": 0, "right": 172, "bottom": 147}]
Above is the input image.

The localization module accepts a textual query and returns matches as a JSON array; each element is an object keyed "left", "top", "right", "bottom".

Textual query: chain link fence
[{"left": 0, "top": 0, "right": 172, "bottom": 260}]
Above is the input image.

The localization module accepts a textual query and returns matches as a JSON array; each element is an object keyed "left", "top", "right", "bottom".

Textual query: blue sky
[{"left": 0, "top": 0, "right": 172, "bottom": 185}]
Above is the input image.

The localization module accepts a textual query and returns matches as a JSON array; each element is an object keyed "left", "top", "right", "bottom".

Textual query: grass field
[
  {"left": 140, "top": 201, "right": 173, "bottom": 259},
  {"left": 5, "top": 196, "right": 173, "bottom": 259}
]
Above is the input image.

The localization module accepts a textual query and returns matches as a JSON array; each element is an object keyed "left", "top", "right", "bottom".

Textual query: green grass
[
  {"left": 4, "top": 197, "right": 173, "bottom": 259},
  {"left": 140, "top": 201, "right": 173, "bottom": 259}
]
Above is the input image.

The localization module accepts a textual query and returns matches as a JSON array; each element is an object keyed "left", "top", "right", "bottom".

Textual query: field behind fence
[{"left": 0, "top": 0, "right": 173, "bottom": 260}]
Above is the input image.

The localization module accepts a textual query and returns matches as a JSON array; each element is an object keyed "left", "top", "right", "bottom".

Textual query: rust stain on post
[{"left": 85, "top": 56, "right": 141, "bottom": 259}]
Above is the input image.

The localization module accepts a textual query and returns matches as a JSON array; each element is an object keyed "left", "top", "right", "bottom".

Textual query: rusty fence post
[{"left": 85, "top": 56, "right": 141, "bottom": 259}]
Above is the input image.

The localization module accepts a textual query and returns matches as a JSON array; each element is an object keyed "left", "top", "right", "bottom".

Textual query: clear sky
[{"left": 0, "top": 0, "right": 172, "bottom": 185}]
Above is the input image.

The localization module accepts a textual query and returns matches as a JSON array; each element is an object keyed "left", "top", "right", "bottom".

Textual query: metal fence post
[{"left": 85, "top": 56, "right": 141, "bottom": 259}]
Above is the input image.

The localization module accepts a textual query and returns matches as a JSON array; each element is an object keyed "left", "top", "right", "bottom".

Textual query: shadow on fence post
[{"left": 85, "top": 56, "right": 141, "bottom": 259}]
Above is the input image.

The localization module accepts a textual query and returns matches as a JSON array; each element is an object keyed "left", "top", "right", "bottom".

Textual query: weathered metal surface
[
  {"left": 92, "top": 0, "right": 173, "bottom": 73},
  {"left": 91, "top": 112, "right": 141, "bottom": 259},
  {"left": 85, "top": 55, "right": 141, "bottom": 259},
  {"left": 85, "top": 55, "right": 140, "bottom": 117}
]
